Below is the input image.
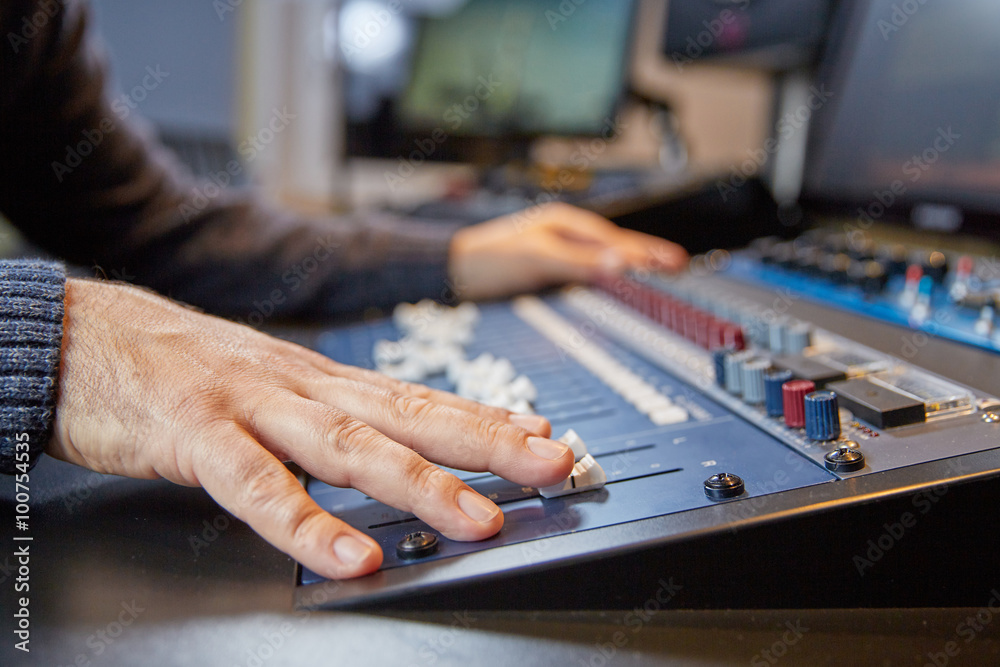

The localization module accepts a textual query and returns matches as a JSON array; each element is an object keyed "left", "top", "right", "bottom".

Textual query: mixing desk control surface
[
  {"left": 297, "top": 268, "right": 1000, "bottom": 610},
  {"left": 304, "top": 294, "right": 836, "bottom": 578}
]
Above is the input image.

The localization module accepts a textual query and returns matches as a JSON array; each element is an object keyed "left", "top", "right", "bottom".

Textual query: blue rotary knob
[
  {"left": 785, "top": 322, "right": 812, "bottom": 354},
  {"left": 712, "top": 348, "right": 729, "bottom": 388},
  {"left": 724, "top": 351, "right": 753, "bottom": 396},
  {"left": 764, "top": 369, "right": 793, "bottom": 417},
  {"left": 768, "top": 317, "right": 789, "bottom": 354},
  {"left": 804, "top": 390, "right": 841, "bottom": 440}
]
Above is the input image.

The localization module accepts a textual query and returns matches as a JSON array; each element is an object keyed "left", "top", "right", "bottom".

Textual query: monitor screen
[
  {"left": 801, "top": 0, "right": 1000, "bottom": 232},
  {"left": 400, "top": 0, "right": 634, "bottom": 137},
  {"left": 340, "top": 0, "right": 634, "bottom": 163}
]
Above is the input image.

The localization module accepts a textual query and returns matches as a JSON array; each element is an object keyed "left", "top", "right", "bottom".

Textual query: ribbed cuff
[
  {"left": 377, "top": 216, "right": 462, "bottom": 304},
  {"left": 0, "top": 260, "right": 66, "bottom": 474}
]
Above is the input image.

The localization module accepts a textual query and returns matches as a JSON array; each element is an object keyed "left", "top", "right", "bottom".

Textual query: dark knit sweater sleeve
[{"left": 0, "top": 260, "right": 66, "bottom": 474}]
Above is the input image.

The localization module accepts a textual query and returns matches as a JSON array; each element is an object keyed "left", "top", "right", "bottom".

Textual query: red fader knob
[
  {"left": 722, "top": 324, "right": 745, "bottom": 351},
  {"left": 782, "top": 379, "right": 816, "bottom": 428}
]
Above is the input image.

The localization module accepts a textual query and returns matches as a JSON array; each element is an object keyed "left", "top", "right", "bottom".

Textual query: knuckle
[
  {"left": 390, "top": 392, "right": 436, "bottom": 423},
  {"left": 240, "top": 386, "right": 288, "bottom": 437},
  {"left": 320, "top": 410, "right": 372, "bottom": 459},
  {"left": 404, "top": 455, "right": 454, "bottom": 500},
  {"left": 236, "top": 457, "right": 290, "bottom": 516},
  {"left": 478, "top": 417, "right": 511, "bottom": 446},
  {"left": 462, "top": 418, "right": 512, "bottom": 466},
  {"left": 236, "top": 459, "right": 331, "bottom": 555},
  {"left": 288, "top": 508, "right": 334, "bottom": 555},
  {"left": 399, "top": 381, "right": 432, "bottom": 400}
]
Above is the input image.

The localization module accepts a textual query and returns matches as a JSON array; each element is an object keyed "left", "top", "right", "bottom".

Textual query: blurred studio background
[{"left": 0, "top": 0, "right": 826, "bottom": 255}]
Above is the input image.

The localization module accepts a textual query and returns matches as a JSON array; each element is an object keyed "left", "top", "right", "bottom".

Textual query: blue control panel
[{"left": 723, "top": 235, "right": 1000, "bottom": 354}]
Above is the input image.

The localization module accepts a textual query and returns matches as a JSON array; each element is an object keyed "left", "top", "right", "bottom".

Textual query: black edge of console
[{"left": 295, "top": 448, "right": 1000, "bottom": 611}]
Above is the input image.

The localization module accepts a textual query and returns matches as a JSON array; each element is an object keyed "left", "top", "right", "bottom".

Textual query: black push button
[
  {"left": 826, "top": 378, "right": 925, "bottom": 428},
  {"left": 772, "top": 355, "right": 847, "bottom": 388}
]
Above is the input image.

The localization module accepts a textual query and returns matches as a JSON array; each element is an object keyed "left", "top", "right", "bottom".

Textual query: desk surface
[{"left": 3, "top": 455, "right": 999, "bottom": 666}]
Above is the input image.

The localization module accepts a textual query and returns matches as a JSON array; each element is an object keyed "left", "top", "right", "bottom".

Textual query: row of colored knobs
[
  {"left": 715, "top": 351, "right": 841, "bottom": 440},
  {"left": 604, "top": 273, "right": 842, "bottom": 442},
  {"left": 597, "top": 275, "right": 746, "bottom": 352}
]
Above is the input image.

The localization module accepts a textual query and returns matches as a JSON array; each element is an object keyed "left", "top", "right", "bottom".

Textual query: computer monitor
[
  {"left": 800, "top": 0, "right": 1000, "bottom": 237},
  {"left": 340, "top": 0, "right": 635, "bottom": 165},
  {"left": 399, "top": 0, "right": 634, "bottom": 138},
  {"left": 663, "top": 0, "right": 831, "bottom": 71}
]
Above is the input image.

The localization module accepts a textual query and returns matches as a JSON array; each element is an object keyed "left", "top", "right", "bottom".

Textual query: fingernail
[
  {"left": 510, "top": 413, "right": 548, "bottom": 433},
  {"left": 527, "top": 436, "right": 570, "bottom": 461},
  {"left": 458, "top": 490, "right": 500, "bottom": 523},
  {"left": 333, "top": 534, "right": 373, "bottom": 565}
]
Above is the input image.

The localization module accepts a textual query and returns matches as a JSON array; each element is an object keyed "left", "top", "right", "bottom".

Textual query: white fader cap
[
  {"left": 557, "top": 428, "right": 588, "bottom": 462},
  {"left": 539, "top": 430, "right": 608, "bottom": 499}
]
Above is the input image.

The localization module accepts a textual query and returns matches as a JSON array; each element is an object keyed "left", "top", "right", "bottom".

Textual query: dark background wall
[{"left": 89, "top": 0, "right": 240, "bottom": 137}]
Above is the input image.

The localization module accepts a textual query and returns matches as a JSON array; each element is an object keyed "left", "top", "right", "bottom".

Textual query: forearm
[
  {"left": 106, "top": 190, "right": 461, "bottom": 320},
  {"left": 0, "top": 0, "right": 460, "bottom": 321}
]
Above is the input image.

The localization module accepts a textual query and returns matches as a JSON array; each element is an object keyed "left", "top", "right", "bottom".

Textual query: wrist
[{"left": 448, "top": 220, "right": 528, "bottom": 302}]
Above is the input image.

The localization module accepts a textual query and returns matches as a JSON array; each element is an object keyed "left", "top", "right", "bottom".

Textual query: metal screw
[
  {"left": 704, "top": 472, "right": 745, "bottom": 500},
  {"left": 824, "top": 446, "right": 866, "bottom": 473},
  {"left": 396, "top": 531, "right": 439, "bottom": 560}
]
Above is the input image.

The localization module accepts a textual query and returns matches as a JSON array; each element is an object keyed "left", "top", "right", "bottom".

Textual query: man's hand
[
  {"left": 49, "top": 279, "right": 575, "bottom": 579},
  {"left": 449, "top": 202, "right": 688, "bottom": 301}
]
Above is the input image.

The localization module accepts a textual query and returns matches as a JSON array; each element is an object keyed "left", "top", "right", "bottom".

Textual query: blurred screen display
[
  {"left": 340, "top": 0, "right": 634, "bottom": 162},
  {"left": 804, "top": 0, "right": 1000, "bottom": 221},
  {"left": 400, "top": 0, "right": 633, "bottom": 137}
]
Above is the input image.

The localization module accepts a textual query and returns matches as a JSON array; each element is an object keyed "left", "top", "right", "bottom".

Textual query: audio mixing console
[{"left": 296, "top": 240, "right": 1000, "bottom": 611}]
